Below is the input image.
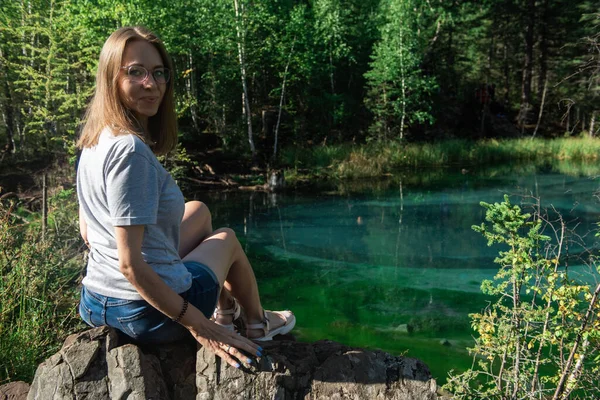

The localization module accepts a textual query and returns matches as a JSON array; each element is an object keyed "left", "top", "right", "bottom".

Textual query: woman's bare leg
[
  {"left": 180, "top": 201, "right": 232, "bottom": 320},
  {"left": 179, "top": 201, "right": 213, "bottom": 258},
  {"left": 182, "top": 228, "right": 286, "bottom": 335}
]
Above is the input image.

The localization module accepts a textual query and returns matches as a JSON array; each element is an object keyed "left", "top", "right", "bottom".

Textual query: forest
[{"left": 0, "top": 0, "right": 598, "bottom": 165}]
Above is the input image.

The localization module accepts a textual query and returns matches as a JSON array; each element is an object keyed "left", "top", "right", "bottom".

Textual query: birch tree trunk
[
  {"left": 233, "top": 0, "right": 256, "bottom": 158},
  {"left": 399, "top": 17, "right": 406, "bottom": 140},
  {"left": 189, "top": 52, "right": 199, "bottom": 132},
  {"left": 273, "top": 40, "right": 295, "bottom": 160},
  {"left": 532, "top": 77, "right": 547, "bottom": 138},
  {"left": 537, "top": 0, "right": 549, "bottom": 102}
]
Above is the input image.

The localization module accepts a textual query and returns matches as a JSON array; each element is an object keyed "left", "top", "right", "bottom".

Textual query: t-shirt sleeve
[{"left": 105, "top": 152, "right": 160, "bottom": 226}]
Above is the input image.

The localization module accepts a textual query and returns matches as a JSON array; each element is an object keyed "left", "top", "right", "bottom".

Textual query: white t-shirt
[{"left": 77, "top": 127, "right": 191, "bottom": 299}]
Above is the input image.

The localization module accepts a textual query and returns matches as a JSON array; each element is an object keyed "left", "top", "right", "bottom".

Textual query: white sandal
[
  {"left": 246, "top": 309, "right": 296, "bottom": 341},
  {"left": 212, "top": 298, "right": 242, "bottom": 332}
]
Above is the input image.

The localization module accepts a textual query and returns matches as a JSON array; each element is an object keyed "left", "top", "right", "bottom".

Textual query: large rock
[
  {"left": 197, "top": 340, "right": 437, "bottom": 400},
  {"left": 0, "top": 381, "right": 30, "bottom": 400},
  {"left": 26, "top": 327, "right": 189, "bottom": 400},
  {"left": 24, "top": 327, "right": 439, "bottom": 399}
]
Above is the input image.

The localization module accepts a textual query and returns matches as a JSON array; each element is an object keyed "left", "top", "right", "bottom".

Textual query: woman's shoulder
[{"left": 99, "top": 127, "right": 154, "bottom": 160}]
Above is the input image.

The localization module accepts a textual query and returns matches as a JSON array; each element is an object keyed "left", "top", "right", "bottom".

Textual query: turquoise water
[{"left": 195, "top": 169, "right": 600, "bottom": 381}]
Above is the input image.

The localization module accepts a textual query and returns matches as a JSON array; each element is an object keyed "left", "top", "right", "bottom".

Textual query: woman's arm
[
  {"left": 114, "top": 225, "right": 260, "bottom": 367},
  {"left": 79, "top": 206, "right": 90, "bottom": 248}
]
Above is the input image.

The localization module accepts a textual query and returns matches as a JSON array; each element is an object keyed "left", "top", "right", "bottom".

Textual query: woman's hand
[
  {"left": 114, "top": 225, "right": 262, "bottom": 369},
  {"left": 187, "top": 314, "right": 262, "bottom": 368}
]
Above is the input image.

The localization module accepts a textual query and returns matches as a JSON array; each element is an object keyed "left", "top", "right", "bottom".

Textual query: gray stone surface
[
  {"left": 23, "top": 327, "right": 439, "bottom": 400},
  {"left": 0, "top": 381, "right": 30, "bottom": 400},
  {"left": 196, "top": 340, "right": 438, "bottom": 400}
]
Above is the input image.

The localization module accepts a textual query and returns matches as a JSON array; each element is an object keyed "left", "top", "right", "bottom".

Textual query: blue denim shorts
[{"left": 79, "top": 261, "right": 220, "bottom": 344}]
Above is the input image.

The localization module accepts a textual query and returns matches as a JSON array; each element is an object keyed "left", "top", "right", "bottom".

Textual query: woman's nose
[{"left": 142, "top": 74, "right": 157, "bottom": 88}]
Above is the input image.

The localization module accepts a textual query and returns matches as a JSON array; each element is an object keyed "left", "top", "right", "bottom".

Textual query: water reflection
[{"left": 191, "top": 165, "right": 600, "bottom": 380}]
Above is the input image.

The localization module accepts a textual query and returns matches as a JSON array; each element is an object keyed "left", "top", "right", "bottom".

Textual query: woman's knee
[
  {"left": 212, "top": 227, "right": 237, "bottom": 240},
  {"left": 184, "top": 201, "right": 213, "bottom": 235},
  {"left": 210, "top": 227, "right": 241, "bottom": 252},
  {"left": 185, "top": 201, "right": 212, "bottom": 222}
]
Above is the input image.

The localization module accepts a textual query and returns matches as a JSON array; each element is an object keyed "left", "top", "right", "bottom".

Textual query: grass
[
  {"left": 281, "top": 137, "right": 600, "bottom": 182},
  {"left": 0, "top": 189, "right": 85, "bottom": 383}
]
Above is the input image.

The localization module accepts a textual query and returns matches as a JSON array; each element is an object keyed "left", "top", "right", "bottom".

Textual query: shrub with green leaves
[
  {"left": 444, "top": 195, "right": 600, "bottom": 399},
  {"left": 0, "top": 190, "right": 85, "bottom": 383}
]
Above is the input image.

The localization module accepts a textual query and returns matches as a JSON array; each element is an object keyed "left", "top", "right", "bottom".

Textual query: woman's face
[{"left": 118, "top": 40, "right": 166, "bottom": 126}]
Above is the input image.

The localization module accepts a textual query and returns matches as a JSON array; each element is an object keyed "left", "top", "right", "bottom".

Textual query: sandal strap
[
  {"left": 246, "top": 310, "right": 270, "bottom": 336},
  {"left": 215, "top": 307, "right": 237, "bottom": 316},
  {"left": 213, "top": 298, "right": 241, "bottom": 316}
]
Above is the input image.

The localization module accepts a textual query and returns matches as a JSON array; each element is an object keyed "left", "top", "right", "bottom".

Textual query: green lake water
[{"left": 194, "top": 167, "right": 600, "bottom": 382}]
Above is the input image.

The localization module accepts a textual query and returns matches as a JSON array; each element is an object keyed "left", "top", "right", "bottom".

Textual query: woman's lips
[{"left": 141, "top": 97, "right": 158, "bottom": 103}]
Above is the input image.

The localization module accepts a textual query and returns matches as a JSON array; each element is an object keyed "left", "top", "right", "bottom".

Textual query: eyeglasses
[{"left": 121, "top": 66, "right": 171, "bottom": 84}]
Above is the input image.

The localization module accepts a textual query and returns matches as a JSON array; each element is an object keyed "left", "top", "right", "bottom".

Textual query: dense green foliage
[
  {"left": 0, "top": 1, "right": 598, "bottom": 162},
  {"left": 0, "top": 190, "right": 85, "bottom": 382},
  {"left": 444, "top": 196, "right": 600, "bottom": 399}
]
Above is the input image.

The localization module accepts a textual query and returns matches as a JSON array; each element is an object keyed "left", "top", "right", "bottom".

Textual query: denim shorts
[{"left": 79, "top": 261, "right": 220, "bottom": 344}]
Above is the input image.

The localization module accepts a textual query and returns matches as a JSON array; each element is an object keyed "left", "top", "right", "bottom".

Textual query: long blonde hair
[{"left": 77, "top": 26, "right": 177, "bottom": 155}]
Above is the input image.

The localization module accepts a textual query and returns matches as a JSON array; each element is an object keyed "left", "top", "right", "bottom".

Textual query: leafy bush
[{"left": 444, "top": 195, "right": 600, "bottom": 399}]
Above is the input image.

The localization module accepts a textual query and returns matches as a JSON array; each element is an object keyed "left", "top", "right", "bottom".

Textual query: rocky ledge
[{"left": 7, "top": 326, "right": 440, "bottom": 399}]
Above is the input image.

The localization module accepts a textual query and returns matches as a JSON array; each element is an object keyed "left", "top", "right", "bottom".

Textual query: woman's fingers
[
  {"left": 227, "top": 334, "right": 262, "bottom": 356},
  {"left": 192, "top": 322, "right": 263, "bottom": 369},
  {"left": 211, "top": 323, "right": 261, "bottom": 356},
  {"left": 219, "top": 342, "right": 255, "bottom": 367},
  {"left": 214, "top": 342, "right": 245, "bottom": 368},
  {"left": 222, "top": 339, "right": 260, "bottom": 365}
]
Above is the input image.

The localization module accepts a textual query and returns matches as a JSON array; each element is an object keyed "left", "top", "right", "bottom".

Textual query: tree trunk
[
  {"left": 399, "top": 22, "right": 406, "bottom": 140},
  {"left": 19, "top": 0, "right": 30, "bottom": 150},
  {"left": 233, "top": 0, "right": 256, "bottom": 158},
  {"left": 0, "top": 46, "right": 16, "bottom": 154},
  {"left": 487, "top": 17, "right": 495, "bottom": 80},
  {"left": 43, "top": 0, "right": 56, "bottom": 152},
  {"left": 273, "top": 40, "right": 295, "bottom": 161},
  {"left": 532, "top": 77, "right": 547, "bottom": 138},
  {"left": 590, "top": 111, "right": 596, "bottom": 137},
  {"left": 503, "top": 36, "right": 510, "bottom": 106},
  {"left": 518, "top": 0, "right": 535, "bottom": 129},
  {"left": 0, "top": 83, "right": 16, "bottom": 154},
  {"left": 188, "top": 52, "right": 199, "bottom": 132},
  {"left": 537, "top": 0, "right": 549, "bottom": 103}
]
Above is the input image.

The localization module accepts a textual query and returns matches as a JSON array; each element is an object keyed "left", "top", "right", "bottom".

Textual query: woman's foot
[{"left": 246, "top": 310, "right": 296, "bottom": 341}]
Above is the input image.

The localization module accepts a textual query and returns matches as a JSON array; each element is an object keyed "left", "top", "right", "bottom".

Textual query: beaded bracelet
[{"left": 172, "top": 299, "right": 189, "bottom": 323}]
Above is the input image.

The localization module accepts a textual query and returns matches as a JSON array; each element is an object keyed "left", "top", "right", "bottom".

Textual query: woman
[{"left": 76, "top": 26, "right": 295, "bottom": 369}]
